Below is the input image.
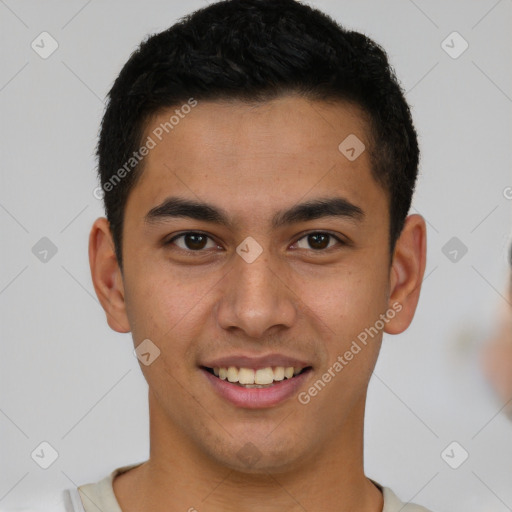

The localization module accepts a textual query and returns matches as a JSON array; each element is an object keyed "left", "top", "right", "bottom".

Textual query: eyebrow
[{"left": 144, "top": 196, "right": 364, "bottom": 229}]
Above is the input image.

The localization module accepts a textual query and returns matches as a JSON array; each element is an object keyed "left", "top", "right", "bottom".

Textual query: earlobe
[
  {"left": 88, "top": 217, "right": 131, "bottom": 333},
  {"left": 384, "top": 214, "right": 427, "bottom": 335}
]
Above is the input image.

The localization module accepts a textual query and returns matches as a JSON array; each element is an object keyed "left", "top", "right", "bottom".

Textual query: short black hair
[{"left": 96, "top": 0, "right": 420, "bottom": 270}]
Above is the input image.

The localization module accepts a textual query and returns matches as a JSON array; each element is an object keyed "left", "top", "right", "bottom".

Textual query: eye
[
  {"left": 293, "top": 231, "right": 344, "bottom": 251},
  {"left": 166, "top": 232, "right": 219, "bottom": 252},
  {"left": 165, "top": 230, "right": 346, "bottom": 254}
]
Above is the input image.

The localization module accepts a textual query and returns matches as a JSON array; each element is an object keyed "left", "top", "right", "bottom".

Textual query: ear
[
  {"left": 384, "top": 214, "right": 427, "bottom": 335},
  {"left": 88, "top": 217, "right": 131, "bottom": 333}
]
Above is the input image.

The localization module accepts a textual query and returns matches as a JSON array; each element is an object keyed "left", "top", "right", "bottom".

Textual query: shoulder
[
  {"left": 76, "top": 462, "right": 144, "bottom": 512},
  {"left": 382, "top": 487, "right": 434, "bottom": 511},
  {"left": 0, "top": 488, "right": 79, "bottom": 512},
  {"left": 370, "top": 479, "right": 435, "bottom": 512},
  {"left": 0, "top": 463, "right": 143, "bottom": 512}
]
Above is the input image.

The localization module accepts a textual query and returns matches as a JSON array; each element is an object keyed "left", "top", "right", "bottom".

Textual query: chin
[
  {"left": 203, "top": 433, "right": 309, "bottom": 475},
  {"left": 225, "top": 451, "right": 303, "bottom": 476}
]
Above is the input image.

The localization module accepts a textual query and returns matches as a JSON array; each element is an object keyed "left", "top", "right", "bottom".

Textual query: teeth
[
  {"left": 255, "top": 367, "right": 274, "bottom": 385},
  {"left": 210, "top": 365, "right": 304, "bottom": 384},
  {"left": 273, "top": 366, "right": 285, "bottom": 381},
  {"left": 227, "top": 366, "right": 238, "bottom": 383},
  {"left": 238, "top": 368, "right": 255, "bottom": 385}
]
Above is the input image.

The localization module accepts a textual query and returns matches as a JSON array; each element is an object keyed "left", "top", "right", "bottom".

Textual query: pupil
[
  {"left": 309, "top": 233, "right": 328, "bottom": 250},
  {"left": 186, "top": 233, "right": 207, "bottom": 250}
]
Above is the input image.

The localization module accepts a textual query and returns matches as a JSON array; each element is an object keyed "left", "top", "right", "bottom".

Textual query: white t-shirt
[{"left": 11, "top": 462, "right": 435, "bottom": 512}]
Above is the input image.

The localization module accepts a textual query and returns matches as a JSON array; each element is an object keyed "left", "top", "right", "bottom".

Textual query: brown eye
[
  {"left": 168, "top": 232, "right": 217, "bottom": 251},
  {"left": 294, "top": 232, "right": 343, "bottom": 251}
]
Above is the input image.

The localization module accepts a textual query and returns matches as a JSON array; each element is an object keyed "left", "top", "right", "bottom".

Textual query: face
[{"left": 90, "top": 94, "right": 426, "bottom": 473}]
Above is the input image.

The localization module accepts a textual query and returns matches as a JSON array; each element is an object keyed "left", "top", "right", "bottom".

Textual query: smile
[
  {"left": 201, "top": 365, "right": 313, "bottom": 408},
  {"left": 203, "top": 365, "right": 311, "bottom": 387}
]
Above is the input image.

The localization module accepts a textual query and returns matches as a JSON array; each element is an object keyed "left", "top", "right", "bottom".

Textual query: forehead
[
  {"left": 127, "top": 94, "right": 386, "bottom": 225},
  {"left": 143, "top": 95, "right": 369, "bottom": 164}
]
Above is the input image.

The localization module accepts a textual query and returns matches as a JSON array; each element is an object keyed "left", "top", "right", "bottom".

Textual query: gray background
[{"left": 1, "top": 1, "right": 511, "bottom": 511}]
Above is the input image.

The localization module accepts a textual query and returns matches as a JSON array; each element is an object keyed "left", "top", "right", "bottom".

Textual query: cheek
[
  {"left": 124, "top": 264, "right": 198, "bottom": 336},
  {"left": 124, "top": 265, "right": 218, "bottom": 377},
  {"left": 300, "top": 263, "right": 389, "bottom": 340}
]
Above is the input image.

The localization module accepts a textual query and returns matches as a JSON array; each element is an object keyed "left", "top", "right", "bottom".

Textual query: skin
[
  {"left": 481, "top": 281, "right": 512, "bottom": 420},
  {"left": 89, "top": 94, "right": 427, "bottom": 512}
]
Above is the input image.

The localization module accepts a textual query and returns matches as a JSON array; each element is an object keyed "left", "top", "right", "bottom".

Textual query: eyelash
[{"left": 165, "top": 231, "right": 346, "bottom": 254}]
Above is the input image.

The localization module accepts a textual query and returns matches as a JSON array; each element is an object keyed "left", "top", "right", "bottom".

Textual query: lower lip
[{"left": 201, "top": 368, "right": 311, "bottom": 409}]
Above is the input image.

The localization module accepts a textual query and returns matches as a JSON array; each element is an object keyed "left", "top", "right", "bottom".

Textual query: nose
[{"left": 215, "top": 249, "right": 298, "bottom": 340}]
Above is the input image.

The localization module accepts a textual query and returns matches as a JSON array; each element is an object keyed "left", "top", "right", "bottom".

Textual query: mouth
[
  {"left": 201, "top": 365, "right": 312, "bottom": 387},
  {"left": 200, "top": 364, "right": 313, "bottom": 409}
]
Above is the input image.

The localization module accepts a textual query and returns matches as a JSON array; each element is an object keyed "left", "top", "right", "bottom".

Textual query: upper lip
[{"left": 201, "top": 353, "right": 312, "bottom": 370}]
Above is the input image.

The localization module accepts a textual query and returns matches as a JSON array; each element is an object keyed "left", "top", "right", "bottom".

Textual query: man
[{"left": 70, "top": 0, "right": 431, "bottom": 510}]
